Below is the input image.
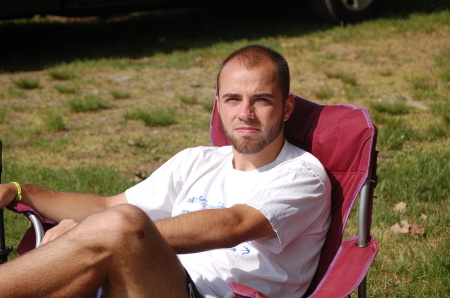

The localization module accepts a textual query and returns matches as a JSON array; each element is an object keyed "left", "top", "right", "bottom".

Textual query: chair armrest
[
  {"left": 7, "top": 202, "right": 54, "bottom": 254},
  {"left": 308, "top": 236, "right": 378, "bottom": 298}
]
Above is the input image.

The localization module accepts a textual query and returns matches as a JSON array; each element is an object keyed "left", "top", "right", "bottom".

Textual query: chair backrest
[{"left": 210, "top": 94, "right": 377, "bottom": 294}]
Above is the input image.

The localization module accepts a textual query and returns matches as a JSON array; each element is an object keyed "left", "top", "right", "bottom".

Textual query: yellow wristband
[{"left": 10, "top": 182, "right": 22, "bottom": 201}]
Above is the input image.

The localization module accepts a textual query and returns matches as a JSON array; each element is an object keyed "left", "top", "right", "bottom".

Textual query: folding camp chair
[
  {"left": 1, "top": 94, "right": 379, "bottom": 297},
  {"left": 210, "top": 94, "right": 379, "bottom": 297}
]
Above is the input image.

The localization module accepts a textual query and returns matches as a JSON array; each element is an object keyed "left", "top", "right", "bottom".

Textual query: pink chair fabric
[
  {"left": 228, "top": 282, "right": 270, "bottom": 298},
  {"left": 308, "top": 236, "right": 378, "bottom": 297},
  {"left": 211, "top": 94, "right": 379, "bottom": 297}
]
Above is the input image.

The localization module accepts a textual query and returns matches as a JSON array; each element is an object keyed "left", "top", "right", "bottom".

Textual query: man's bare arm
[
  {"left": 155, "top": 204, "right": 276, "bottom": 254},
  {"left": 2, "top": 183, "right": 273, "bottom": 252},
  {"left": 0, "top": 183, "right": 127, "bottom": 223}
]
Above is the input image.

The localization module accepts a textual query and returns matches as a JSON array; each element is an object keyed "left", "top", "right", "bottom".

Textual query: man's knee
[{"left": 73, "top": 204, "right": 157, "bottom": 253}]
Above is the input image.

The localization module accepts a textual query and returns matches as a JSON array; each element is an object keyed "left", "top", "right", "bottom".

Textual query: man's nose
[{"left": 238, "top": 101, "right": 255, "bottom": 120}]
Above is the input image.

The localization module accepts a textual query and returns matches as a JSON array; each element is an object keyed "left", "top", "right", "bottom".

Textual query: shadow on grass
[{"left": 0, "top": 0, "right": 448, "bottom": 72}]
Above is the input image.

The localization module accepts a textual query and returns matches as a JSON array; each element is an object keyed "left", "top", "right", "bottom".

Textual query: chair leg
[
  {"left": 357, "top": 173, "right": 372, "bottom": 247},
  {"left": 355, "top": 169, "right": 372, "bottom": 298},
  {"left": 358, "top": 275, "right": 367, "bottom": 298},
  {"left": 0, "top": 209, "right": 13, "bottom": 264}
]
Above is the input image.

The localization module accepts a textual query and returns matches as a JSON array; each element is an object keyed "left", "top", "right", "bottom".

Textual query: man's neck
[{"left": 232, "top": 137, "right": 285, "bottom": 171}]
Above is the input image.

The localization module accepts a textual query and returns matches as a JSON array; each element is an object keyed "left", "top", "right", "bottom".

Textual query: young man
[{"left": 0, "top": 45, "right": 331, "bottom": 297}]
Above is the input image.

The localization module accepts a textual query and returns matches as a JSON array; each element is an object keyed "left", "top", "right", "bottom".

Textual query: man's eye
[{"left": 256, "top": 98, "right": 270, "bottom": 103}]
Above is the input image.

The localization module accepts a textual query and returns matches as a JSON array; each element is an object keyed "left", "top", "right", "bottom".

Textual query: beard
[{"left": 221, "top": 115, "right": 284, "bottom": 155}]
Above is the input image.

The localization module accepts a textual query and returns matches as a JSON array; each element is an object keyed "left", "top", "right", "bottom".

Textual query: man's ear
[
  {"left": 215, "top": 95, "right": 220, "bottom": 114},
  {"left": 283, "top": 94, "right": 295, "bottom": 121}
]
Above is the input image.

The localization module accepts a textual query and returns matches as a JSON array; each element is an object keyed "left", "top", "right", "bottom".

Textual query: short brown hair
[{"left": 216, "top": 45, "right": 290, "bottom": 100}]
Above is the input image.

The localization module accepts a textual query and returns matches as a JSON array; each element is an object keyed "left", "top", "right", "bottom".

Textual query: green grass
[
  {"left": 324, "top": 71, "right": 358, "bottom": 86},
  {"left": 378, "top": 68, "right": 394, "bottom": 77},
  {"left": 109, "top": 89, "right": 131, "bottom": 100},
  {"left": 311, "top": 86, "right": 334, "bottom": 100},
  {"left": 202, "top": 100, "right": 214, "bottom": 112},
  {"left": 68, "top": 95, "right": 113, "bottom": 112},
  {"left": 124, "top": 108, "right": 177, "bottom": 127},
  {"left": 40, "top": 109, "right": 66, "bottom": 132},
  {"left": 430, "top": 101, "right": 450, "bottom": 124},
  {"left": 48, "top": 68, "right": 76, "bottom": 81},
  {"left": 0, "top": 1, "right": 449, "bottom": 296},
  {"left": 369, "top": 100, "right": 410, "bottom": 115},
  {"left": 377, "top": 149, "right": 449, "bottom": 204},
  {"left": 408, "top": 74, "right": 440, "bottom": 101},
  {"left": 3, "top": 164, "right": 133, "bottom": 196},
  {"left": 12, "top": 77, "right": 40, "bottom": 90},
  {"left": 0, "top": 105, "right": 11, "bottom": 124},
  {"left": 6, "top": 86, "right": 26, "bottom": 98},
  {"left": 55, "top": 83, "right": 79, "bottom": 94},
  {"left": 180, "top": 95, "right": 198, "bottom": 105}
]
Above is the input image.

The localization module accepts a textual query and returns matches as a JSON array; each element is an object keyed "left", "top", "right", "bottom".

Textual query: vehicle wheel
[{"left": 308, "top": 0, "right": 382, "bottom": 23}]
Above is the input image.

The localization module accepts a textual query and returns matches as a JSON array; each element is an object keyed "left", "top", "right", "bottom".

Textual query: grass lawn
[{"left": 1, "top": 0, "right": 449, "bottom": 296}]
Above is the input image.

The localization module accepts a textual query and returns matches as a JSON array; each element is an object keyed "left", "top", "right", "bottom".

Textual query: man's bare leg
[{"left": 0, "top": 204, "right": 188, "bottom": 297}]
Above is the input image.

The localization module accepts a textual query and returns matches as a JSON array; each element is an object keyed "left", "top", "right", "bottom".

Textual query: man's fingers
[{"left": 40, "top": 219, "right": 79, "bottom": 246}]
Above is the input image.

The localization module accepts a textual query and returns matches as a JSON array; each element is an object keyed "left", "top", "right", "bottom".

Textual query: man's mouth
[{"left": 235, "top": 127, "right": 260, "bottom": 134}]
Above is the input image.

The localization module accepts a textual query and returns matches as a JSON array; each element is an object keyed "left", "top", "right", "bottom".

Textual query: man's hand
[
  {"left": 0, "top": 183, "right": 19, "bottom": 208},
  {"left": 40, "top": 219, "right": 79, "bottom": 246}
]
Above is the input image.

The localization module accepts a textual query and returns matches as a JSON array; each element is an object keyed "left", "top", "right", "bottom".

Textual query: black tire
[{"left": 308, "top": 0, "right": 382, "bottom": 23}]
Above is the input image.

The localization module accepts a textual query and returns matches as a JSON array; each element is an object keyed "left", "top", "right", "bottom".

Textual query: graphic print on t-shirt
[
  {"left": 230, "top": 244, "right": 252, "bottom": 255},
  {"left": 181, "top": 195, "right": 226, "bottom": 214}
]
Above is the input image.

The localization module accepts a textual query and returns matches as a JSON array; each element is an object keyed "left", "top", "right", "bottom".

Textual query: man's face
[{"left": 217, "top": 60, "right": 292, "bottom": 155}]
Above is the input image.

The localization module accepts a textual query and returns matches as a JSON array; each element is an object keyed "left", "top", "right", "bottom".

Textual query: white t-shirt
[{"left": 125, "top": 141, "right": 331, "bottom": 298}]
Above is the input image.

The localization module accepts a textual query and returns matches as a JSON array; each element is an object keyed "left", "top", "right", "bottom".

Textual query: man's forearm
[
  {"left": 18, "top": 184, "right": 108, "bottom": 223},
  {"left": 155, "top": 208, "right": 238, "bottom": 254},
  {"left": 155, "top": 204, "right": 275, "bottom": 254}
]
